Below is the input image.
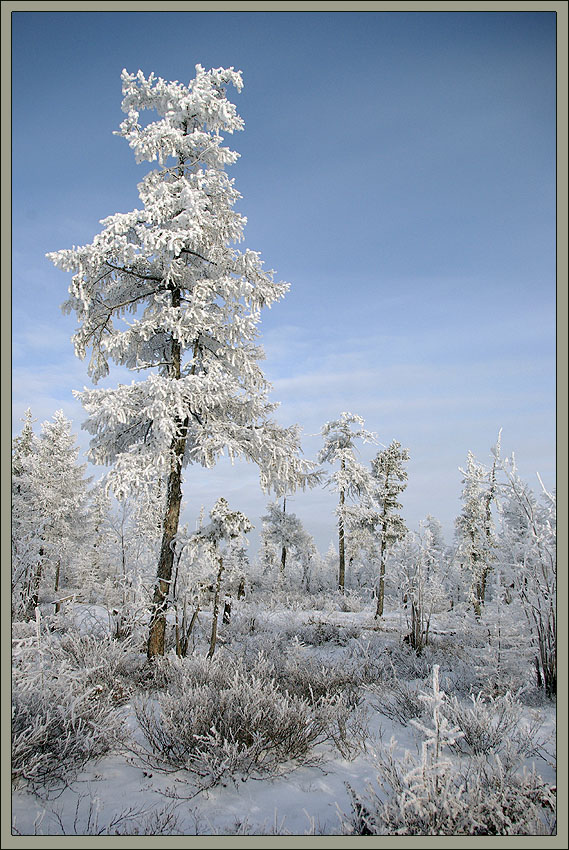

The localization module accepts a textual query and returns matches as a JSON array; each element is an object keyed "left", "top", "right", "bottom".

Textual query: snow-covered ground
[{"left": 11, "top": 598, "right": 556, "bottom": 837}]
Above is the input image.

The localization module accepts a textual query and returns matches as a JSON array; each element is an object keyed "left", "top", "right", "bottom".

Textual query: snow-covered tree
[
  {"left": 186, "top": 497, "right": 252, "bottom": 658},
  {"left": 369, "top": 440, "right": 409, "bottom": 618},
  {"left": 454, "top": 445, "right": 498, "bottom": 616},
  {"left": 261, "top": 497, "right": 316, "bottom": 583},
  {"left": 11, "top": 408, "right": 36, "bottom": 478},
  {"left": 11, "top": 409, "right": 40, "bottom": 617},
  {"left": 318, "top": 412, "right": 376, "bottom": 593},
  {"left": 392, "top": 531, "right": 448, "bottom": 653},
  {"left": 12, "top": 411, "right": 91, "bottom": 617},
  {"left": 496, "top": 456, "right": 556, "bottom": 697},
  {"left": 47, "top": 66, "right": 318, "bottom": 657}
]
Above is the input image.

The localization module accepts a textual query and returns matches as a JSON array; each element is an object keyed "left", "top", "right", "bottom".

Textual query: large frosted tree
[{"left": 48, "top": 66, "right": 316, "bottom": 657}]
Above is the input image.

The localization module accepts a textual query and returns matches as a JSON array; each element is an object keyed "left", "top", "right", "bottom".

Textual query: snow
[{"left": 11, "top": 599, "right": 556, "bottom": 837}]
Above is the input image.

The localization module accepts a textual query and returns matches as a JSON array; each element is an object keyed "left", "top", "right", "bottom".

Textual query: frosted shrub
[
  {"left": 12, "top": 657, "right": 125, "bottom": 789},
  {"left": 344, "top": 635, "right": 396, "bottom": 685},
  {"left": 59, "top": 633, "right": 150, "bottom": 701},
  {"left": 366, "top": 675, "right": 425, "bottom": 724},
  {"left": 286, "top": 620, "right": 361, "bottom": 647},
  {"left": 268, "top": 638, "right": 363, "bottom": 710},
  {"left": 13, "top": 796, "right": 182, "bottom": 836},
  {"left": 345, "top": 666, "right": 555, "bottom": 835},
  {"left": 12, "top": 620, "right": 129, "bottom": 789},
  {"left": 135, "top": 652, "right": 359, "bottom": 786},
  {"left": 441, "top": 691, "right": 545, "bottom": 764},
  {"left": 347, "top": 749, "right": 555, "bottom": 835}
]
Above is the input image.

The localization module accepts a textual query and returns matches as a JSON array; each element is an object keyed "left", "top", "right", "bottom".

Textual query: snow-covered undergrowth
[{"left": 11, "top": 596, "right": 556, "bottom": 836}]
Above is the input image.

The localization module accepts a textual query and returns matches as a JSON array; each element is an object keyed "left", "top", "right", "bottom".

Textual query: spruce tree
[
  {"left": 370, "top": 440, "right": 409, "bottom": 618},
  {"left": 455, "top": 448, "right": 498, "bottom": 616},
  {"left": 318, "top": 412, "right": 376, "bottom": 593},
  {"left": 12, "top": 410, "right": 90, "bottom": 616}
]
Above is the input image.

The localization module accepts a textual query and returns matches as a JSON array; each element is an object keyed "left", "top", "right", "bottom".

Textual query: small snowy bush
[
  {"left": 345, "top": 666, "right": 555, "bottom": 836},
  {"left": 441, "top": 691, "right": 546, "bottom": 766},
  {"left": 12, "top": 797, "right": 182, "bottom": 836},
  {"left": 366, "top": 675, "right": 425, "bottom": 724},
  {"left": 275, "top": 642, "right": 363, "bottom": 707},
  {"left": 347, "top": 749, "right": 555, "bottom": 835},
  {"left": 135, "top": 652, "right": 360, "bottom": 786},
  {"left": 12, "top": 620, "right": 128, "bottom": 789},
  {"left": 59, "top": 633, "right": 150, "bottom": 701},
  {"left": 291, "top": 620, "right": 360, "bottom": 647}
]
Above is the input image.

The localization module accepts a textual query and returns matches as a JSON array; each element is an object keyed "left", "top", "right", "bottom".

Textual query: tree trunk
[
  {"left": 280, "top": 497, "right": 287, "bottom": 573},
  {"left": 222, "top": 597, "right": 232, "bottom": 624},
  {"left": 374, "top": 475, "right": 390, "bottom": 619},
  {"left": 338, "top": 464, "right": 345, "bottom": 593},
  {"left": 54, "top": 560, "right": 61, "bottom": 614},
  {"left": 207, "top": 555, "right": 224, "bottom": 659},
  {"left": 177, "top": 601, "right": 200, "bottom": 658},
  {"left": 27, "top": 547, "right": 44, "bottom": 617},
  {"left": 147, "top": 292, "right": 190, "bottom": 658},
  {"left": 375, "top": 531, "right": 387, "bottom": 619},
  {"left": 147, "top": 423, "right": 187, "bottom": 659}
]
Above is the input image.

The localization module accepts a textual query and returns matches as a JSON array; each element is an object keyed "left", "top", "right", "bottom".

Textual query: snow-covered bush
[
  {"left": 440, "top": 691, "right": 545, "bottom": 764},
  {"left": 287, "top": 620, "right": 360, "bottom": 647},
  {"left": 12, "top": 622, "right": 127, "bottom": 789},
  {"left": 274, "top": 643, "right": 364, "bottom": 711},
  {"left": 345, "top": 666, "right": 555, "bottom": 836},
  {"left": 134, "top": 651, "right": 360, "bottom": 786},
  {"left": 58, "top": 632, "right": 150, "bottom": 702},
  {"left": 495, "top": 455, "right": 556, "bottom": 698},
  {"left": 347, "top": 748, "right": 555, "bottom": 835},
  {"left": 366, "top": 675, "right": 425, "bottom": 725},
  {"left": 12, "top": 797, "right": 182, "bottom": 836}
]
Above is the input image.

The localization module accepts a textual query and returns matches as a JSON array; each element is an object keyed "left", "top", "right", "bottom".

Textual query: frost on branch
[{"left": 47, "top": 65, "right": 320, "bottom": 655}]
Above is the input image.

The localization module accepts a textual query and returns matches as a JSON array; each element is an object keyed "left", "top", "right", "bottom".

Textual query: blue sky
[{"left": 11, "top": 10, "right": 557, "bottom": 553}]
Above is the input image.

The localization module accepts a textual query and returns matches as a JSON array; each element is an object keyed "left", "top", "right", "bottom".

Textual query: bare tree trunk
[
  {"left": 375, "top": 529, "right": 387, "bottom": 619},
  {"left": 338, "top": 462, "right": 345, "bottom": 593},
  {"left": 176, "top": 600, "right": 200, "bottom": 658},
  {"left": 207, "top": 555, "right": 224, "bottom": 659},
  {"left": 147, "top": 421, "right": 187, "bottom": 659},
  {"left": 27, "top": 547, "right": 44, "bottom": 617},
  {"left": 222, "top": 597, "right": 231, "bottom": 624},
  {"left": 280, "top": 497, "right": 287, "bottom": 573},
  {"left": 54, "top": 560, "right": 61, "bottom": 614},
  {"left": 374, "top": 475, "right": 390, "bottom": 619},
  {"left": 147, "top": 288, "right": 190, "bottom": 658}
]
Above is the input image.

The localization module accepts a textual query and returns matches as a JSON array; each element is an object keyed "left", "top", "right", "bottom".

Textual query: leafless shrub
[
  {"left": 11, "top": 628, "right": 128, "bottom": 790},
  {"left": 441, "top": 691, "right": 548, "bottom": 768},
  {"left": 366, "top": 675, "right": 425, "bottom": 724},
  {"left": 12, "top": 796, "right": 182, "bottom": 835},
  {"left": 133, "top": 652, "right": 362, "bottom": 787}
]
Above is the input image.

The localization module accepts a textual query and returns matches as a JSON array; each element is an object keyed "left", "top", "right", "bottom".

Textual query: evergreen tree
[
  {"left": 318, "top": 412, "right": 376, "bottom": 593},
  {"left": 12, "top": 410, "right": 91, "bottom": 616},
  {"left": 11, "top": 409, "right": 40, "bottom": 617},
  {"left": 261, "top": 498, "right": 315, "bottom": 580},
  {"left": 186, "top": 497, "right": 252, "bottom": 658},
  {"left": 369, "top": 440, "right": 409, "bottom": 618},
  {"left": 48, "top": 66, "right": 317, "bottom": 657},
  {"left": 455, "top": 446, "right": 498, "bottom": 616}
]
